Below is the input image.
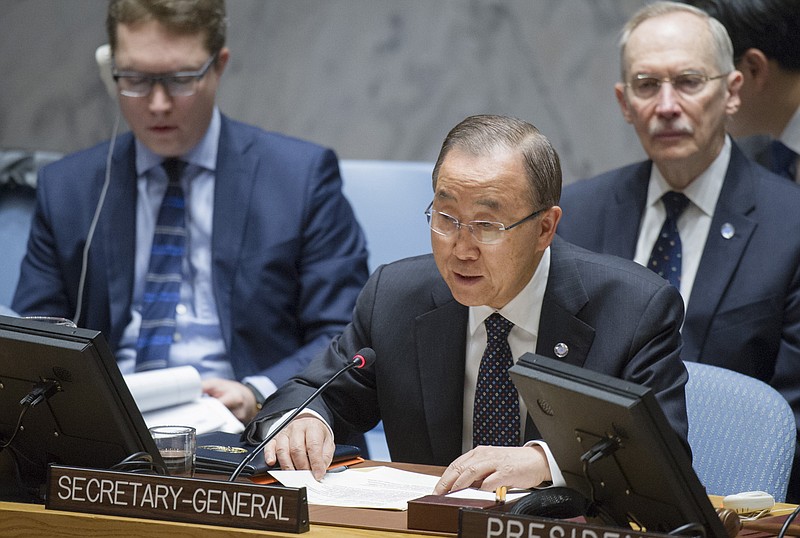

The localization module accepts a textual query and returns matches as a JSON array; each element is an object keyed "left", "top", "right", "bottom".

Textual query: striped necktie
[
  {"left": 135, "top": 159, "right": 187, "bottom": 372},
  {"left": 473, "top": 313, "right": 520, "bottom": 447}
]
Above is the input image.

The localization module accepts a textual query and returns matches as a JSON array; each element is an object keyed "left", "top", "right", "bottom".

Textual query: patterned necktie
[
  {"left": 135, "top": 159, "right": 187, "bottom": 372},
  {"left": 770, "top": 140, "right": 797, "bottom": 181},
  {"left": 473, "top": 313, "right": 519, "bottom": 448},
  {"left": 647, "top": 191, "right": 690, "bottom": 289}
]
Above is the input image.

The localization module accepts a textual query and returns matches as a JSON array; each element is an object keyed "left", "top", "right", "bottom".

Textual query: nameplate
[
  {"left": 459, "top": 509, "right": 672, "bottom": 538},
  {"left": 46, "top": 465, "right": 309, "bottom": 533}
]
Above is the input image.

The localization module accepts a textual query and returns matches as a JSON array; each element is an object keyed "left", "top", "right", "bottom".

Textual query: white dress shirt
[
  {"left": 633, "top": 136, "right": 731, "bottom": 308},
  {"left": 462, "top": 246, "right": 564, "bottom": 486}
]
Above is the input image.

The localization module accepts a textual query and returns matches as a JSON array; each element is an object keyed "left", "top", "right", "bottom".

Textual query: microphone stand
[{"left": 228, "top": 352, "right": 371, "bottom": 482}]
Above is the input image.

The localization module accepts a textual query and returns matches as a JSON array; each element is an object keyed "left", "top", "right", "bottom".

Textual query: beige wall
[{"left": 1, "top": 0, "right": 649, "bottom": 184}]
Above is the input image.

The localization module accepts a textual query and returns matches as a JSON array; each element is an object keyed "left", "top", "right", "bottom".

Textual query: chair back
[
  {"left": 339, "top": 159, "right": 434, "bottom": 272},
  {"left": 0, "top": 150, "right": 61, "bottom": 307},
  {"left": 683, "top": 361, "right": 795, "bottom": 501}
]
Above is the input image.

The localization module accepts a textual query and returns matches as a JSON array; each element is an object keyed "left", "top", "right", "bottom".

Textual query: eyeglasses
[
  {"left": 112, "top": 54, "right": 217, "bottom": 97},
  {"left": 625, "top": 72, "right": 728, "bottom": 100},
  {"left": 425, "top": 201, "right": 546, "bottom": 245}
]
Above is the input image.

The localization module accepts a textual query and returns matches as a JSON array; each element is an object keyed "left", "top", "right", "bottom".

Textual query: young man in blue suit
[
  {"left": 12, "top": 0, "right": 368, "bottom": 425},
  {"left": 557, "top": 2, "right": 800, "bottom": 500},
  {"left": 244, "top": 115, "right": 689, "bottom": 494},
  {"left": 686, "top": 0, "right": 800, "bottom": 182}
]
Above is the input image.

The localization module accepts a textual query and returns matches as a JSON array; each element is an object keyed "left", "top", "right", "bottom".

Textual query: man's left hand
[
  {"left": 433, "top": 445, "right": 551, "bottom": 495},
  {"left": 202, "top": 378, "right": 258, "bottom": 422}
]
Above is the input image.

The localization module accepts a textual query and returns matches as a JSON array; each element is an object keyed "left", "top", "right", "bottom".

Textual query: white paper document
[
  {"left": 268, "top": 465, "right": 442, "bottom": 510},
  {"left": 124, "top": 366, "right": 244, "bottom": 434}
]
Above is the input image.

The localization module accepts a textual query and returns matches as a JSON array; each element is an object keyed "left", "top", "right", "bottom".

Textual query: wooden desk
[
  {"left": 0, "top": 461, "right": 450, "bottom": 538},
  {"left": 3, "top": 462, "right": 796, "bottom": 538}
]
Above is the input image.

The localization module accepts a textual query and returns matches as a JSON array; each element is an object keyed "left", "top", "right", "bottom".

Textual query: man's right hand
[{"left": 263, "top": 415, "right": 335, "bottom": 481}]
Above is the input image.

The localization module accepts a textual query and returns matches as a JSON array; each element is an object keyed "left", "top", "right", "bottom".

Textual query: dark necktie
[
  {"left": 473, "top": 313, "right": 520, "bottom": 448},
  {"left": 770, "top": 140, "right": 797, "bottom": 181},
  {"left": 647, "top": 191, "right": 690, "bottom": 289},
  {"left": 135, "top": 159, "right": 187, "bottom": 372}
]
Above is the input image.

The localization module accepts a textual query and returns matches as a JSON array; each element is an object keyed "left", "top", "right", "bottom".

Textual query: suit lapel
[
  {"left": 526, "top": 237, "right": 595, "bottom": 440},
  {"left": 682, "top": 145, "right": 757, "bottom": 361},
  {"left": 601, "top": 162, "right": 650, "bottom": 258},
  {"left": 415, "top": 279, "right": 468, "bottom": 464},
  {"left": 536, "top": 237, "right": 595, "bottom": 367},
  {"left": 211, "top": 117, "right": 257, "bottom": 346},
  {"left": 101, "top": 135, "right": 137, "bottom": 342}
]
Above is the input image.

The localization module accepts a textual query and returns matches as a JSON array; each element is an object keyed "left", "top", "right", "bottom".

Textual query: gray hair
[
  {"left": 432, "top": 115, "right": 562, "bottom": 209},
  {"left": 618, "top": 1, "right": 735, "bottom": 80}
]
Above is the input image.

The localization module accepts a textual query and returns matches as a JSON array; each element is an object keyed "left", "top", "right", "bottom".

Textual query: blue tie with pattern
[
  {"left": 473, "top": 313, "right": 520, "bottom": 448},
  {"left": 770, "top": 140, "right": 797, "bottom": 181},
  {"left": 647, "top": 191, "right": 690, "bottom": 289},
  {"left": 135, "top": 159, "right": 187, "bottom": 372}
]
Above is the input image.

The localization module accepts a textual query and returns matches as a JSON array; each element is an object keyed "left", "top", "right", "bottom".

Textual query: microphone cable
[
  {"left": 72, "top": 108, "right": 121, "bottom": 325},
  {"left": 0, "top": 380, "right": 61, "bottom": 450}
]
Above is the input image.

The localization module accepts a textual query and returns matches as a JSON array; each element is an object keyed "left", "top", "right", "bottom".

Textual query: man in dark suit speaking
[
  {"left": 12, "top": 0, "right": 368, "bottom": 425},
  {"left": 245, "top": 114, "right": 689, "bottom": 493}
]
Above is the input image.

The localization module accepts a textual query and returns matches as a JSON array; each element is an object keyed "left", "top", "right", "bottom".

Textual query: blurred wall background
[{"left": 1, "top": 0, "right": 650, "bottom": 185}]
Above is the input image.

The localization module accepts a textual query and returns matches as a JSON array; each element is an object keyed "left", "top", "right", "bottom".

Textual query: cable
[
  {"left": 0, "top": 405, "right": 30, "bottom": 450},
  {"left": 777, "top": 504, "right": 800, "bottom": 538},
  {"left": 0, "top": 380, "right": 61, "bottom": 449},
  {"left": 668, "top": 522, "right": 706, "bottom": 537},
  {"left": 110, "top": 451, "right": 166, "bottom": 475},
  {"left": 73, "top": 109, "right": 121, "bottom": 325}
]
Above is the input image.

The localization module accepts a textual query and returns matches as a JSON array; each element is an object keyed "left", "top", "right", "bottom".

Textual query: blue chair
[
  {"left": 339, "top": 160, "right": 435, "bottom": 461},
  {"left": 339, "top": 159, "right": 434, "bottom": 272},
  {"left": 683, "top": 360, "right": 796, "bottom": 501},
  {"left": 0, "top": 150, "right": 61, "bottom": 308}
]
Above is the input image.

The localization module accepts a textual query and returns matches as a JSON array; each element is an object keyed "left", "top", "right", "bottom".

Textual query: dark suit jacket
[
  {"left": 248, "top": 237, "right": 689, "bottom": 466},
  {"left": 558, "top": 143, "right": 800, "bottom": 497},
  {"left": 12, "top": 115, "right": 369, "bottom": 386}
]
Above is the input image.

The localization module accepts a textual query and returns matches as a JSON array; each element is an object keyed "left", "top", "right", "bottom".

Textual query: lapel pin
[
  {"left": 720, "top": 223, "right": 735, "bottom": 240},
  {"left": 554, "top": 342, "right": 569, "bottom": 358}
]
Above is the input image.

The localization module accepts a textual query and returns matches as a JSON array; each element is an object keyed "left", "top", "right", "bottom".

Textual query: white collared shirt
[
  {"left": 460, "top": 247, "right": 563, "bottom": 486},
  {"left": 633, "top": 136, "right": 731, "bottom": 307}
]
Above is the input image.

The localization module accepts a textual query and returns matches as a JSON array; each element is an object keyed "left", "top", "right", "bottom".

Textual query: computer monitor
[
  {"left": 509, "top": 353, "right": 727, "bottom": 538},
  {"left": 0, "top": 315, "right": 164, "bottom": 501}
]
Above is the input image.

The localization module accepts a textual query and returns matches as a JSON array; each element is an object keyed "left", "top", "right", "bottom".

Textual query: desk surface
[
  {"left": 0, "top": 461, "right": 449, "bottom": 538},
  {"left": 2, "top": 462, "right": 797, "bottom": 538}
]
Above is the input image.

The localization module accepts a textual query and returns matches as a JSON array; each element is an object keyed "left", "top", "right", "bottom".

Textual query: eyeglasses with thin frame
[
  {"left": 112, "top": 53, "right": 218, "bottom": 98},
  {"left": 424, "top": 201, "right": 547, "bottom": 245},
  {"left": 625, "top": 72, "right": 729, "bottom": 100}
]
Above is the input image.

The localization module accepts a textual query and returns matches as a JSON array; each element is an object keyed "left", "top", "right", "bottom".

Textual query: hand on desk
[
  {"left": 263, "top": 415, "right": 335, "bottom": 481},
  {"left": 202, "top": 378, "right": 258, "bottom": 423},
  {"left": 434, "top": 445, "right": 551, "bottom": 495}
]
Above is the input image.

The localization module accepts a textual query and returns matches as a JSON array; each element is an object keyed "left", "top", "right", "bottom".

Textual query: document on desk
[{"left": 268, "top": 465, "right": 441, "bottom": 510}]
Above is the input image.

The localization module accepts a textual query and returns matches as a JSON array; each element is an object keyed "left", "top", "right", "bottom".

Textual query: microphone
[{"left": 228, "top": 347, "right": 375, "bottom": 482}]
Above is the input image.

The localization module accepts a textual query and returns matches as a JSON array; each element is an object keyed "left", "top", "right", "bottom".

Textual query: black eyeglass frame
[{"left": 112, "top": 53, "right": 218, "bottom": 97}]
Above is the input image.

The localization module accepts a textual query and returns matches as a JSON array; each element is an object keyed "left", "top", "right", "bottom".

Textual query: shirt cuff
[
  {"left": 266, "top": 408, "right": 334, "bottom": 439},
  {"left": 242, "top": 375, "right": 277, "bottom": 403},
  {"left": 525, "top": 440, "right": 566, "bottom": 488}
]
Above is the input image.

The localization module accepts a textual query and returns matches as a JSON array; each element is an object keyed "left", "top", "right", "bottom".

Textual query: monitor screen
[
  {"left": 509, "top": 353, "right": 727, "bottom": 538},
  {"left": 0, "top": 315, "right": 164, "bottom": 501}
]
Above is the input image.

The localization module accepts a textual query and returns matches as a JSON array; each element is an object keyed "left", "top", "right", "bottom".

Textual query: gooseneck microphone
[{"left": 228, "top": 347, "right": 376, "bottom": 482}]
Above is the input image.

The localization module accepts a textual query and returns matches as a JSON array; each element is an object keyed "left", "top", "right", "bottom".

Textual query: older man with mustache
[{"left": 558, "top": 0, "right": 800, "bottom": 502}]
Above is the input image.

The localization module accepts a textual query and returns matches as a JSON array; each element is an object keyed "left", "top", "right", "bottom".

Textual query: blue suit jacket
[
  {"left": 248, "top": 238, "right": 689, "bottom": 466},
  {"left": 558, "top": 143, "right": 800, "bottom": 490},
  {"left": 12, "top": 116, "right": 369, "bottom": 386}
]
